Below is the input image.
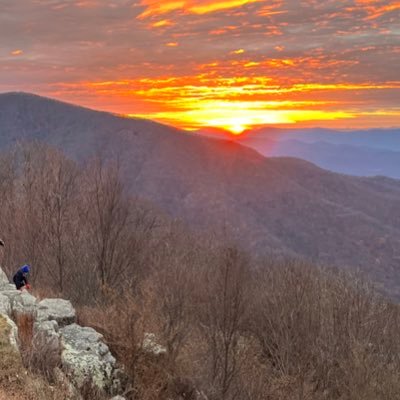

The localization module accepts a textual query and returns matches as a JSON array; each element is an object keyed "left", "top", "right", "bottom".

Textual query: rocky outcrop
[
  {"left": 60, "top": 324, "right": 119, "bottom": 391},
  {"left": 0, "top": 266, "right": 123, "bottom": 398}
]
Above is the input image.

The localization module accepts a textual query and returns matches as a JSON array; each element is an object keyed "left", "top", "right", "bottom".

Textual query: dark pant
[{"left": 13, "top": 275, "right": 25, "bottom": 290}]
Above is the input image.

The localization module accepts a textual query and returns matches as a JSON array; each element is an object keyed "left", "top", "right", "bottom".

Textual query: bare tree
[
  {"left": 197, "top": 246, "right": 249, "bottom": 400},
  {"left": 36, "top": 149, "right": 79, "bottom": 293}
]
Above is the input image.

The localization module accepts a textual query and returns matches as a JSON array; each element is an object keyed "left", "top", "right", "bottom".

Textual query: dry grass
[
  {"left": 0, "top": 315, "right": 76, "bottom": 400},
  {"left": 0, "top": 315, "right": 25, "bottom": 393}
]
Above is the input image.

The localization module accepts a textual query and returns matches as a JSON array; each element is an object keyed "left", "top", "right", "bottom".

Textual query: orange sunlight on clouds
[
  {"left": 3, "top": 0, "right": 399, "bottom": 134},
  {"left": 138, "top": 0, "right": 263, "bottom": 17}
]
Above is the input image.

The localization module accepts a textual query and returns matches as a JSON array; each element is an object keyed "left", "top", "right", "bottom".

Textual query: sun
[
  {"left": 224, "top": 119, "right": 249, "bottom": 135},
  {"left": 228, "top": 124, "right": 247, "bottom": 135}
]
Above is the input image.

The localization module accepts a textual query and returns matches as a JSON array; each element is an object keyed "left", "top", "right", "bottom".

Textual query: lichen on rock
[{"left": 60, "top": 323, "right": 119, "bottom": 393}]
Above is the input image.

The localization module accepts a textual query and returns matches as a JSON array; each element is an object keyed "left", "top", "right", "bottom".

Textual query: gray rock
[
  {"left": 12, "top": 291, "right": 37, "bottom": 316},
  {"left": 33, "top": 319, "right": 61, "bottom": 356},
  {"left": 2, "top": 283, "right": 17, "bottom": 291},
  {"left": 35, "top": 319, "right": 59, "bottom": 334},
  {"left": 0, "top": 314, "right": 19, "bottom": 350},
  {"left": 143, "top": 333, "right": 167, "bottom": 356},
  {"left": 110, "top": 396, "right": 126, "bottom": 400},
  {"left": 37, "top": 298, "right": 76, "bottom": 327},
  {"left": 0, "top": 267, "right": 9, "bottom": 288},
  {"left": 0, "top": 293, "right": 11, "bottom": 315},
  {"left": 60, "top": 324, "right": 119, "bottom": 393},
  {"left": 0, "top": 289, "right": 21, "bottom": 302}
]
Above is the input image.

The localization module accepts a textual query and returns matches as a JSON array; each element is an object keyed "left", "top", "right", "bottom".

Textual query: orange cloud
[
  {"left": 349, "top": 0, "right": 400, "bottom": 20},
  {"left": 52, "top": 76, "right": 400, "bottom": 134},
  {"left": 138, "top": 0, "right": 263, "bottom": 18},
  {"left": 152, "top": 19, "right": 175, "bottom": 28},
  {"left": 190, "top": 0, "right": 263, "bottom": 14},
  {"left": 231, "top": 49, "right": 245, "bottom": 54}
]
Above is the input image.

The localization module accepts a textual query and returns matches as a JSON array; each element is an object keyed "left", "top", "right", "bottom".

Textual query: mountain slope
[{"left": 1, "top": 92, "right": 400, "bottom": 297}]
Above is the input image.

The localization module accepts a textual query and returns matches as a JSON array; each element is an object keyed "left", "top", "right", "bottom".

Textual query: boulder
[
  {"left": 37, "top": 298, "right": 76, "bottom": 327},
  {"left": 0, "top": 289, "right": 21, "bottom": 303},
  {"left": 33, "top": 319, "right": 61, "bottom": 356},
  {"left": 0, "top": 293, "right": 11, "bottom": 316},
  {"left": 12, "top": 291, "right": 37, "bottom": 316},
  {"left": 0, "top": 314, "right": 19, "bottom": 350},
  {"left": 2, "top": 283, "right": 17, "bottom": 291},
  {"left": 60, "top": 324, "right": 119, "bottom": 393},
  {"left": 0, "top": 267, "right": 9, "bottom": 288}
]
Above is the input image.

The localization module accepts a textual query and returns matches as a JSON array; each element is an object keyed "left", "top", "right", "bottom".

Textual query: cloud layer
[{"left": 0, "top": 0, "right": 399, "bottom": 131}]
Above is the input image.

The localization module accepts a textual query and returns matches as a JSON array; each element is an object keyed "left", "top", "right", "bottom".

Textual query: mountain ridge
[
  {"left": 238, "top": 125, "right": 400, "bottom": 178},
  {"left": 1, "top": 92, "right": 400, "bottom": 298}
]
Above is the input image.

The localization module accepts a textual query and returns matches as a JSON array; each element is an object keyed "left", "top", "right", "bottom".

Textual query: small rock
[
  {"left": 143, "top": 333, "right": 167, "bottom": 356},
  {"left": 37, "top": 298, "right": 76, "bottom": 327},
  {"left": 110, "top": 396, "right": 126, "bottom": 400}
]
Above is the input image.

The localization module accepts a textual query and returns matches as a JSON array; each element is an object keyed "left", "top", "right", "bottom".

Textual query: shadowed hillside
[{"left": 1, "top": 93, "right": 400, "bottom": 297}]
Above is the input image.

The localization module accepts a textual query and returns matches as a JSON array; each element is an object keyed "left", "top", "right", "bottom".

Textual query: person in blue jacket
[{"left": 13, "top": 264, "right": 31, "bottom": 290}]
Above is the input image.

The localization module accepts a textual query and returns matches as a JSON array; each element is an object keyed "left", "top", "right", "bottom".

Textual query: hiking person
[{"left": 13, "top": 264, "right": 31, "bottom": 290}]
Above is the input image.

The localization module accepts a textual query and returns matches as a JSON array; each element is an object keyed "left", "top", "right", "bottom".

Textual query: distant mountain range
[
  {"left": 236, "top": 127, "right": 400, "bottom": 178},
  {"left": 1, "top": 92, "right": 400, "bottom": 298}
]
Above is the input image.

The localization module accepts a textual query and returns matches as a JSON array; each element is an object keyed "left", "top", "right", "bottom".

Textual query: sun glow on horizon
[
  {"left": 67, "top": 74, "right": 400, "bottom": 135},
  {"left": 127, "top": 99, "right": 358, "bottom": 135}
]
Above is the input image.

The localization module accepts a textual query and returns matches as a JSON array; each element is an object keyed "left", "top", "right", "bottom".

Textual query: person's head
[{"left": 21, "top": 264, "right": 30, "bottom": 274}]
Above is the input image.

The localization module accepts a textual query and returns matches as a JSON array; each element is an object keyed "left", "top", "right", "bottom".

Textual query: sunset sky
[{"left": 1, "top": 0, "right": 399, "bottom": 133}]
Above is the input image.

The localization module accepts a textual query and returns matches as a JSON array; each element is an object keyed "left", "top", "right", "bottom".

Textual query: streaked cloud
[
  {"left": 138, "top": 0, "right": 264, "bottom": 18},
  {"left": 0, "top": 0, "right": 399, "bottom": 132}
]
